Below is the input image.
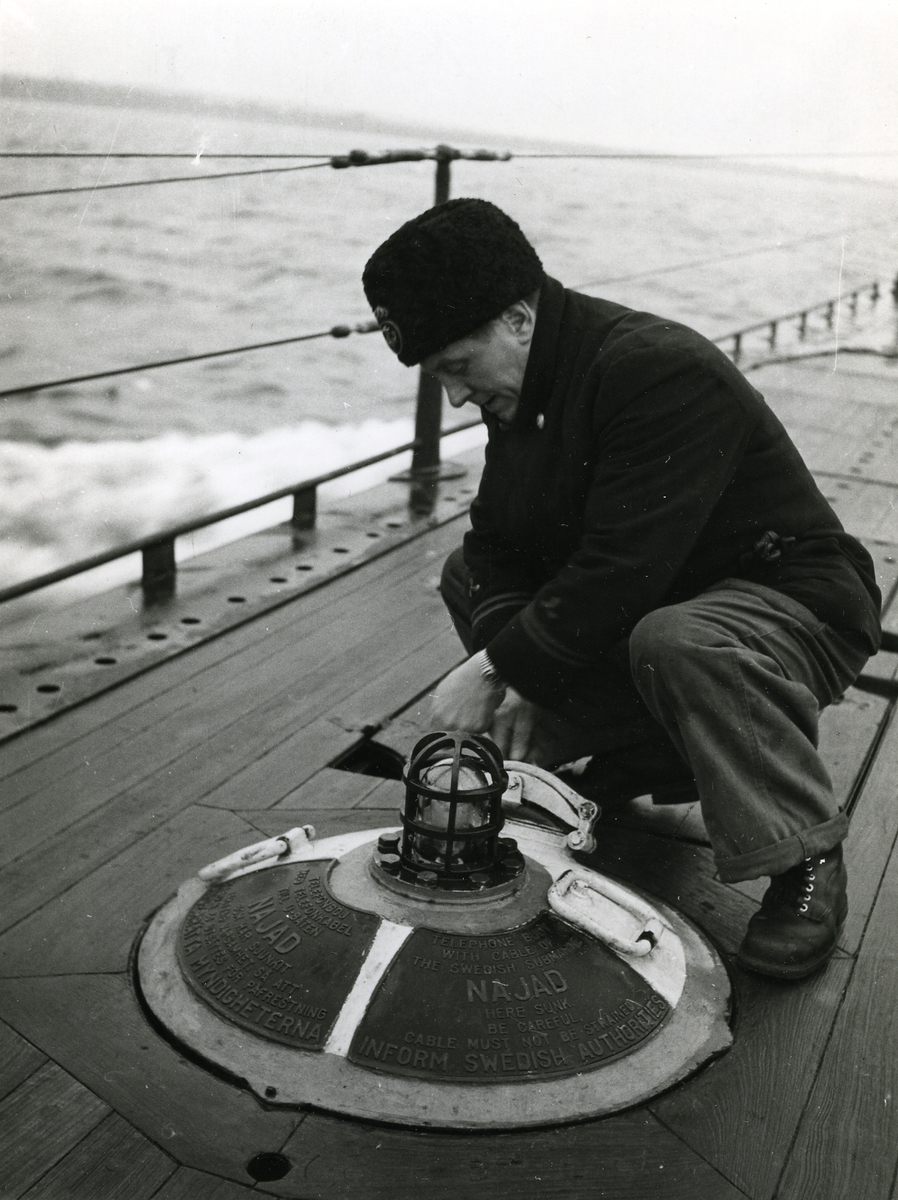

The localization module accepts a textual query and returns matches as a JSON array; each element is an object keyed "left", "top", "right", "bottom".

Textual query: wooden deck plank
[
  {"left": 199, "top": 624, "right": 460, "bottom": 812},
  {"left": 0, "top": 776, "right": 241, "bottom": 935},
  {"left": 758, "top": 359, "right": 898, "bottom": 482},
  {"left": 268, "top": 764, "right": 384, "bottom": 811},
  {"left": 353, "top": 777, "right": 407, "bottom": 810},
  {"left": 0, "top": 572, "right": 452, "bottom": 881},
  {"left": 0, "top": 1018, "right": 47, "bottom": 1103},
  {"left": 0, "top": 576, "right": 446, "bottom": 865},
  {"left": 0, "top": 724, "right": 355, "bottom": 933},
  {"left": 192, "top": 719, "right": 362, "bottom": 812},
  {"left": 820, "top": 689, "right": 892, "bottom": 812},
  {"left": 0, "top": 511, "right": 456, "bottom": 820},
  {"left": 326, "top": 625, "right": 462, "bottom": 737},
  {"left": 0, "top": 808, "right": 261, "bottom": 976},
  {"left": 864, "top": 541, "right": 898, "bottom": 621},
  {"left": 775, "top": 829, "right": 898, "bottom": 1199},
  {"left": 151, "top": 1166, "right": 261, "bottom": 1200},
  {"left": 19, "top": 1112, "right": 176, "bottom": 1200},
  {"left": 0, "top": 974, "right": 301, "bottom": 1187},
  {"left": 237, "top": 806, "right": 397, "bottom": 840},
  {"left": 0, "top": 534, "right": 400, "bottom": 786},
  {"left": 272, "top": 1108, "right": 747, "bottom": 1200},
  {"left": 823, "top": 478, "right": 898, "bottom": 544},
  {"left": 0, "top": 515, "right": 465, "bottom": 802},
  {"left": 0, "top": 1061, "right": 109, "bottom": 1199},
  {"left": 838, "top": 704, "right": 898, "bottom": 953},
  {"left": 650, "top": 958, "right": 852, "bottom": 1199}
]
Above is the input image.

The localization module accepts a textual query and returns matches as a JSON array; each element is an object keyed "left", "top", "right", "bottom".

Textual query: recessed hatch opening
[{"left": 331, "top": 737, "right": 406, "bottom": 779}]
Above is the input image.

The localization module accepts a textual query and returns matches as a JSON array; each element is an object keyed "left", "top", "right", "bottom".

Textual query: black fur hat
[{"left": 362, "top": 198, "right": 544, "bottom": 366}]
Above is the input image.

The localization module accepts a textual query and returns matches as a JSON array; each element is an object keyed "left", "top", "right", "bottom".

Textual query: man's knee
[
  {"left": 440, "top": 546, "right": 469, "bottom": 611},
  {"left": 440, "top": 547, "right": 475, "bottom": 653},
  {"left": 629, "top": 605, "right": 721, "bottom": 709},
  {"left": 630, "top": 606, "right": 691, "bottom": 673}
]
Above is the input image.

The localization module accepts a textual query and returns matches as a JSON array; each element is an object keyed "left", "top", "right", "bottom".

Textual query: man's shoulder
[
  {"left": 565, "top": 288, "right": 715, "bottom": 357},
  {"left": 563, "top": 287, "right": 751, "bottom": 386}
]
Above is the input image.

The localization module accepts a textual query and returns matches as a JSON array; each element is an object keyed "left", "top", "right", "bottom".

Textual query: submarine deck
[{"left": 1, "top": 352, "right": 898, "bottom": 1200}]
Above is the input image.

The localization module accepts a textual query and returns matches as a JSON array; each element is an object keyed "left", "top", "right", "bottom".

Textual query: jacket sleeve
[
  {"left": 463, "top": 494, "right": 547, "bottom": 650},
  {"left": 485, "top": 346, "right": 757, "bottom": 709}
]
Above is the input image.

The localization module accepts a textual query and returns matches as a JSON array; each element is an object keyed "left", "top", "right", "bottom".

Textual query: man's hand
[
  {"left": 488, "top": 688, "right": 541, "bottom": 762},
  {"left": 431, "top": 655, "right": 505, "bottom": 734}
]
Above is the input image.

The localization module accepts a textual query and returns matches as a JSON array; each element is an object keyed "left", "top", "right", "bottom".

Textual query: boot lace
[{"left": 798, "top": 855, "right": 825, "bottom": 915}]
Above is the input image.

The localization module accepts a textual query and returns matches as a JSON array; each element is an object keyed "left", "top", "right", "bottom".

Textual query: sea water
[{"left": 2, "top": 93, "right": 897, "bottom": 600}]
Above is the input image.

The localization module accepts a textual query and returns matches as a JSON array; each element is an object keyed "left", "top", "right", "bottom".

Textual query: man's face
[{"left": 421, "top": 301, "right": 535, "bottom": 430}]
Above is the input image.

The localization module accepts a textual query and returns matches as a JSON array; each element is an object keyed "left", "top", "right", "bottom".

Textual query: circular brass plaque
[
  {"left": 176, "top": 860, "right": 379, "bottom": 1050},
  {"left": 348, "top": 914, "right": 670, "bottom": 1083}
]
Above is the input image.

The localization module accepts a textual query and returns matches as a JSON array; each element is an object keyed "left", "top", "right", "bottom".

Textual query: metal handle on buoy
[
  {"left": 503, "top": 762, "right": 599, "bottom": 853},
  {"left": 198, "top": 825, "right": 316, "bottom": 883},
  {"left": 548, "top": 868, "right": 664, "bottom": 957}
]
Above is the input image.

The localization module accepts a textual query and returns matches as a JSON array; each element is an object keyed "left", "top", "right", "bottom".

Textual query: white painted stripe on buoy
[{"left": 324, "top": 919, "right": 414, "bottom": 1057}]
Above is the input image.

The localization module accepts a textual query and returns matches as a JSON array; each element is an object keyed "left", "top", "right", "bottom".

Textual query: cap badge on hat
[{"left": 374, "top": 306, "right": 403, "bottom": 356}]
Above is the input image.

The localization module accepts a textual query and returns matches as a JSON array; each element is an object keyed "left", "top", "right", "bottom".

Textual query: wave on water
[{"left": 0, "top": 417, "right": 437, "bottom": 599}]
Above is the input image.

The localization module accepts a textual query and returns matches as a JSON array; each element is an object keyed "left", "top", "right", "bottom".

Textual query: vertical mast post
[{"left": 402, "top": 146, "right": 467, "bottom": 514}]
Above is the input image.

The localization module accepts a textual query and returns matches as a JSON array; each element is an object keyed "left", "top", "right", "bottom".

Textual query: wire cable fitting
[
  {"left": 330, "top": 145, "right": 512, "bottom": 169},
  {"left": 0, "top": 321, "right": 382, "bottom": 400},
  {"left": 0, "top": 144, "right": 512, "bottom": 201},
  {"left": 0, "top": 159, "right": 333, "bottom": 201}
]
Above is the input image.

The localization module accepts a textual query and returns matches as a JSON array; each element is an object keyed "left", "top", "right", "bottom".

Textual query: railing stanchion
[
  {"left": 409, "top": 147, "right": 453, "bottom": 483},
  {"left": 292, "top": 487, "right": 317, "bottom": 530},
  {"left": 142, "top": 538, "right": 177, "bottom": 605},
  {"left": 396, "top": 145, "right": 467, "bottom": 515}
]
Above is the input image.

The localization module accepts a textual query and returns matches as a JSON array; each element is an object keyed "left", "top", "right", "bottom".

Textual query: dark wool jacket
[{"left": 466, "top": 277, "right": 881, "bottom": 711}]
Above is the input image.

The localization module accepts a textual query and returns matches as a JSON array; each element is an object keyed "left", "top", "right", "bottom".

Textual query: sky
[{"left": 1, "top": 0, "right": 897, "bottom": 154}]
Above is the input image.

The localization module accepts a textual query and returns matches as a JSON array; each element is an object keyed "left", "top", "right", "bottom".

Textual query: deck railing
[
  {"left": 2, "top": 145, "right": 895, "bottom": 610},
  {"left": 0, "top": 417, "right": 480, "bottom": 607},
  {"left": 726, "top": 280, "right": 885, "bottom": 361}
]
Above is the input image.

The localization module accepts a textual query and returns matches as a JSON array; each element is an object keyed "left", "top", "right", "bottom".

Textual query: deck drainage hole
[
  {"left": 80, "top": 631, "right": 104, "bottom": 641},
  {"left": 37, "top": 683, "right": 62, "bottom": 692},
  {"left": 94, "top": 657, "right": 117, "bottom": 666},
  {"left": 366, "top": 531, "right": 381, "bottom": 538},
  {"left": 147, "top": 632, "right": 168, "bottom": 641},
  {"left": 296, "top": 564, "right": 314, "bottom": 571},
  {"left": 333, "top": 547, "right": 349, "bottom": 554},
  {"left": 227, "top": 596, "right": 246, "bottom": 603},
  {"left": 386, "top": 521, "right": 402, "bottom": 528},
  {"left": 246, "top": 1153, "right": 291, "bottom": 1183},
  {"left": 0, "top": 703, "right": 19, "bottom": 712},
  {"left": 180, "top": 617, "right": 201, "bottom": 624},
  {"left": 269, "top": 576, "right": 288, "bottom": 583},
  {"left": 264, "top": 1086, "right": 278, "bottom": 1098}
]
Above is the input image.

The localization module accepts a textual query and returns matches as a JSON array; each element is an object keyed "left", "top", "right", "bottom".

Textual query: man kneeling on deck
[{"left": 362, "top": 199, "right": 881, "bottom": 980}]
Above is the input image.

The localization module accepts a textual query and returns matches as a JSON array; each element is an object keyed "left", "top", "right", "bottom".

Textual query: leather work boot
[{"left": 737, "top": 845, "right": 848, "bottom": 980}]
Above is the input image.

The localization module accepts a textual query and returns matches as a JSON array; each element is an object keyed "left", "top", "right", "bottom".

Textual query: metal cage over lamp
[{"left": 373, "top": 731, "right": 524, "bottom": 893}]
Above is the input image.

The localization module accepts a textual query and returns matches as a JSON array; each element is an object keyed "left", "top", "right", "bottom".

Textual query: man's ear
[{"left": 501, "top": 299, "right": 536, "bottom": 342}]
